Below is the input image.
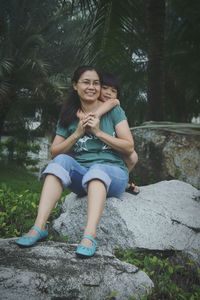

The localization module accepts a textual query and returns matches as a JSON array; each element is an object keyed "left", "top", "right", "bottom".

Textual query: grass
[{"left": 0, "top": 161, "right": 42, "bottom": 192}]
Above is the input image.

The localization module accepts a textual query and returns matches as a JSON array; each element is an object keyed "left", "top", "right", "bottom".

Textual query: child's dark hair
[
  {"left": 101, "top": 72, "right": 120, "bottom": 97},
  {"left": 59, "top": 65, "right": 102, "bottom": 128}
]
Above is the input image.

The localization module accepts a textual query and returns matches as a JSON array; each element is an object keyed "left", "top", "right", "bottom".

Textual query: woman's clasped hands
[{"left": 77, "top": 111, "right": 100, "bottom": 136}]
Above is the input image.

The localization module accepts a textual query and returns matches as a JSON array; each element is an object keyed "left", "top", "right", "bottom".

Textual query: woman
[
  {"left": 77, "top": 71, "right": 140, "bottom": 194},
  {"left": 16, "top": 66, "right": 134, "bottom": 258}
]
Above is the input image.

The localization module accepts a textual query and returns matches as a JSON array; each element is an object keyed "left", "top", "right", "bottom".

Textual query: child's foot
[{"left": 126, "top": 182, "right": 140, "bottom": 195}]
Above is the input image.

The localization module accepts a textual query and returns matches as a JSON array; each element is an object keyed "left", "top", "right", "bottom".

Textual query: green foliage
[
  {"left": 2, "top": 0, "right": 200, "bottom": 132},
  {"left": 0, "top": 183, "right": 64, "bottom": 238},
  {"left": 75, "top": 0, "right": 200, "bottom": 124},
  {"left": 115, "top": 249, "right": 200, "bottom": 300},
  {"left": 106, "top": 290, "right": 119, "bottom": 299},
  {"left": 0, "top": 161, "right": 69, "bottom": 239},
  {"left": 0, "top": 183, "right": 40, "bottom": 237},
  {"left": 0, "top": 0, "right": 82, "bottom": 135}
]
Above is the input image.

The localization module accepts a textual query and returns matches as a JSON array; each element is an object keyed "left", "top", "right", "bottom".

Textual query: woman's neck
[{"left": 80, "top": 100, "right": 100, "bottom": 113}]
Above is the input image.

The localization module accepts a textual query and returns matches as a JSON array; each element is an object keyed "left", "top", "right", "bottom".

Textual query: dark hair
[
  {"left": 101, "top": 72, "right": 120, "bottom": 97},
  {"left": 59, "top": 65, "right": 101, "bottom": 128}
]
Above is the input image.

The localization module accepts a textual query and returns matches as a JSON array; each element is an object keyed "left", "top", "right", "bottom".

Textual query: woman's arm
[
  {"left": 96, "top": 120, "right": 134, "bottom": 155},
  {"left": 50, "top": 120, "right": 85, "bottom": 157},
  {"left": 50, "top": 133, "right": 79, "bottom": 157},
  {"left": 86, "top": 116, "right": 134, "bottom": 155}
]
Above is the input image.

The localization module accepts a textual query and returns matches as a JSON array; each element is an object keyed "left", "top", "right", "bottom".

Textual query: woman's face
[{"left": 74, "top": 70, "right": 101, "bottom": 102}]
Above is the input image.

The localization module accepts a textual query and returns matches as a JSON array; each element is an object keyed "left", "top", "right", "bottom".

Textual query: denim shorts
[{"left": 42, "top": 154, "right": 128, "bottom": 198}]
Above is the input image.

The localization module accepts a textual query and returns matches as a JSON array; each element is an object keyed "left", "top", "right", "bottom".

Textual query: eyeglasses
[{"left": 78, "top": 80, "right": 101, "bottom": 87}]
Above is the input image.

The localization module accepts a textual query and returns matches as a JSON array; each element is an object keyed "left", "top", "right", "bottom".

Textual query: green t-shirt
[{"left": 56, "top": 106, "right": 128, "bottom": 174}]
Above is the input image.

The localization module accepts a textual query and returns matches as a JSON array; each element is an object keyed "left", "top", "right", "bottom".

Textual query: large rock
[
  {"left": 0, "top": 239, "right": 153, "bottom": 300},
  {"left": 131, "top": 122, "right": 200, "bottom": 189},
  {"left": 53, "top": 180, "right": 200, "bottom": 251}
]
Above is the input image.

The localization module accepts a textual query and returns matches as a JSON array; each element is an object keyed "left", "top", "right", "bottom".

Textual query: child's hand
[
  {"left": 92, "top": 111, "right": 101, "bottom": 119},
  {"left": 111, "top": 98, "right": 120, "bottom": 106},
  {"left": 76, "top": 109, "right": 85, "bottom": 120},
  {"left": 77, "top": 109, "right": 97, "bottom": 120}
]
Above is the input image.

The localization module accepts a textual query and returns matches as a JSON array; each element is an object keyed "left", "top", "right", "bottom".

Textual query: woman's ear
[{"left": 73, "top": 82, "right": 77, "bottom": 91}]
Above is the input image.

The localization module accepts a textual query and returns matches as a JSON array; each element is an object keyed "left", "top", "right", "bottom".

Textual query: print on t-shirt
[{"left": 73, "top": 132, "right": 115, "bottom": 153}]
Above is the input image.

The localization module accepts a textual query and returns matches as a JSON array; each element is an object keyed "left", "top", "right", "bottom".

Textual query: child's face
[{"left": 100, "top": 85, "right": 118, "bottom": 102}]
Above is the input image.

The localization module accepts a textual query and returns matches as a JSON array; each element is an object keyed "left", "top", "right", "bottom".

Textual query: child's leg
[
  {"left": 123, "top": 151, "right": 140, "bottom": 195},
  {"left": 123, "top": 150, "right": 138, "bottom": 172}
]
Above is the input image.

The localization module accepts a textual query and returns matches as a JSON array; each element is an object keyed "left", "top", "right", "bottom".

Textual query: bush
[
  {"left": 0, "top": 183, "right": 39, "bottom": 237},
  {"left": 115, "top": 249, "right": 200, "bottom": 300},
  {"left": 0, "top": 183, "right": 61, "bottom": 238}
]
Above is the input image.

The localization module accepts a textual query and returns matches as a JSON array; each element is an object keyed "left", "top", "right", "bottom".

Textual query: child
[{"left": 77, "top": 72, "right": 139, "bottom": 195}]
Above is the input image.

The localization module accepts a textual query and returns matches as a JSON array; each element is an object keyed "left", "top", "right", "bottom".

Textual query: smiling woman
[
  {"left": 73, "top": 69, "right": 101, "bottom": 106},
  {"left": 15, "top": 65, "right": 134, "bottom": 258}
]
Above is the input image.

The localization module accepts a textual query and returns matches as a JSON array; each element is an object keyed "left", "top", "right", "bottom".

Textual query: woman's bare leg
[
  {"left": 81, "top": 179, "right": 106, "bottom": 246},
  {"left": 28, "top": 175, "right": 63, "bottom": 235}
]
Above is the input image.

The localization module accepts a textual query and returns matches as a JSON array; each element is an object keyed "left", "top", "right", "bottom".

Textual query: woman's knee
[{"left": 82, "top": 167, "right": 111, "bottom": 193}]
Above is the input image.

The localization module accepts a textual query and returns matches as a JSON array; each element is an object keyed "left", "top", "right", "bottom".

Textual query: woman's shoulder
[
  {"left": 106, "top": 105, "right": 127, "bottom": 124},
  {"left": 109, "top": 105, "right": 126, "bottom": 117}
]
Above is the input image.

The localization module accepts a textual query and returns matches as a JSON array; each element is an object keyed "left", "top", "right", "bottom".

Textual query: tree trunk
[
  {"left": 0, "top": 102, "right": 10, "bottom": 138},
  {"left": 146, "top": 0, "right": 166, "bottom": 121}
]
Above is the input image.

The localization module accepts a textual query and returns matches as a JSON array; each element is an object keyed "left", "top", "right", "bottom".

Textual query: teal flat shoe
[
  {"left": 15, "top": 225, "right": 48, "bottom": 247},
  {"left": 75, "top": 234, "right": 97, "bottom": 258}
]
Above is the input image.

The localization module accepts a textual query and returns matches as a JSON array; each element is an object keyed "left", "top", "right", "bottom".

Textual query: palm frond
[
  {"left": 20, "top": 34, "right": 45, "bottom": 53},
  {"left": 0, "top": 58, "right": 14, "bottom": 76},
  {"left": 75, "top": 0, "right": 145, "bottom": 68},
  {"left": 0, "top": 80, "right": 11, "bottom": 97},
  {"left": 18, "top": 58, "right": 50, "bottom": 77},
  {"left": 72, "top": 0, "right": 97, "bottom": 15},
  {"left": 47, "top": 74, "right": 68, "bottom": 97},
  {"left": 33, "top": 73, "right": 67, "bottom": 102}
]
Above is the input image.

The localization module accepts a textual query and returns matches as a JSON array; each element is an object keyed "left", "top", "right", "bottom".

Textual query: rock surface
[
  {"left": 0, "top": 239, "right": 153, "bottom": 300},
  {"left": 131, "top": 122, "right": 200, "bottom": 189},
  {"left": 53, "top": 180, "right": 200, "bottom": 251}
]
